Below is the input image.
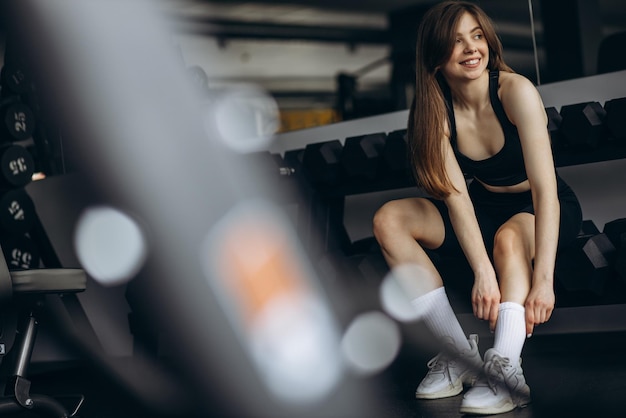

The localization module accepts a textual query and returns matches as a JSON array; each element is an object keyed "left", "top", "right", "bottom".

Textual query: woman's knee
[
  {"left": 373, "top": 198, "right": 445, "bottom": 249},
  {"left": 373, "top": 200, "right": 407, "bottom": 240},
  {"left": 493, "top": 222, "right": 531, "bottom": 260}
]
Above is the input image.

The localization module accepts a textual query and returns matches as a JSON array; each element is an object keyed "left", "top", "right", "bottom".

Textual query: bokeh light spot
[
  {"left": 74, "top": 206, "right": 147, "bottom": 286},
  {"left": 380, "top": 264, "right": 434, "bottom": 322},
  {"left": 210, "top": 87, "right": 279, "bottom": 153},
  {"left": 341, "top": 311, "right": 401, "bottom": 375}
]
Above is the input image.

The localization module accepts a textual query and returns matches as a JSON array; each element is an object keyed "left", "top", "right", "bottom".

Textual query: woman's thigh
[{"left": 375, "top": 197, "right": 447, "bottom": 250}]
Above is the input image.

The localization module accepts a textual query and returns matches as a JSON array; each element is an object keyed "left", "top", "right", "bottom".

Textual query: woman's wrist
[
  {"left": 473, "top": 262, "right": 496, "bottom": 281},
  {"left": 532, "top": 271, "right": 554, "bottom": 286}
]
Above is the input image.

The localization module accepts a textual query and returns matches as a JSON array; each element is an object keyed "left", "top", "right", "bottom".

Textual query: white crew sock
[
  {"left": 493, "top": 302, "right": 526, "bottom": 362},
  {"left": 410, "top": 287, "right": 471, "bottom": 351}
]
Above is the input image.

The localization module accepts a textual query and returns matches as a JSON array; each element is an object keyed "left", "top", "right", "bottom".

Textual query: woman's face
[{"left": 439, "top": 12, "right": 489, "bottom": 81}]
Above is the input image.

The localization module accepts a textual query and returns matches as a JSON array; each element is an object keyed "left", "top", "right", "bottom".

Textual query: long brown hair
[{"left": 410, "top": 1, "right": 513, "bottom": 199}]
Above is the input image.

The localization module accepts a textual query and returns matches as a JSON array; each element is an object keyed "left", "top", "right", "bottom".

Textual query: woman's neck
[{"left": 446, "top": 69, "right": 491, "bottom": 111}]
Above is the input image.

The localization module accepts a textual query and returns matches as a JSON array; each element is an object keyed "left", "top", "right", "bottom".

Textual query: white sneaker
[
  {"left": 415, "top": 334, "right": 483, "bottom": 399},
  {"left": 459, "top": 348, "right": 531, "bottom": 415}
]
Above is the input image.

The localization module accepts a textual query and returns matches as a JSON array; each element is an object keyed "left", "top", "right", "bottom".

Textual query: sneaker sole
[
  {"left": 460, "top": 396, "right": 531, "bottom": 415},
  {"left": 415, "top": 369, "right": 478, "bottom": 400},
  {"left": 459, "top": 398, "right": 516, "bottom": 415},
  {"left": 511, "top": 384, "right": 531, "bottom": 407},
  {"left": 415, "top": 382, "right": 463, "bottom": 399}
]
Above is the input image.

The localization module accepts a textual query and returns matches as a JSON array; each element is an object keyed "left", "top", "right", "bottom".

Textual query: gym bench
[{"left": 0, "top": 244, "right": 86, "bottom": 417}]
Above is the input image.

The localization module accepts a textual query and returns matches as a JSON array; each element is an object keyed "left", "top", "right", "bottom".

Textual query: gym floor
[
  {"left": 352, "top": 253, "right": 626, "bottom": 418},
  {"left": 374, "top": 330, "right": 626, "bottom": 418},
  {"left": 12, "top": 252, "right": 626, "bottom": 418},
  {"left": 16, "top": 329, "right": 626, "bottom": 417}
]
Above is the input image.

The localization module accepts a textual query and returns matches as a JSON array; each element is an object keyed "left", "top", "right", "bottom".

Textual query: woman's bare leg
[
  {"left": 493, "top": 213, "right": 535, "bottom": 305},
  {"left": 372, "top": 197, "right": 447, "bottom": 297},
  {"left": 491, "top": 213, "right": 535, "bottom": 361},
  {"left": 374, "top": 197, "right": 481, "bottom": 399}
]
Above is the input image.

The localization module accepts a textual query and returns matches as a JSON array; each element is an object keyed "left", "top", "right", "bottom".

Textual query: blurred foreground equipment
[{"left": 5, "top": 1, "right": 382, "bottom": 417}]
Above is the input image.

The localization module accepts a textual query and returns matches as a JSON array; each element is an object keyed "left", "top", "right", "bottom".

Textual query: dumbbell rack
[
  {"left": 0, "top": 59, "right": 42, "bottom": 273},
  {"left": 275, "top": 91, "right": 626, "bottom": 336},
  {"left": 0, "top": 41, "right": 69, "bottom": 271},
  {"left": 0, "top": 40, "right": 92, "bottom": 417}
]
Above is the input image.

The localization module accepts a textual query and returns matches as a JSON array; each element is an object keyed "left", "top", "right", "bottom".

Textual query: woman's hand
[
  {"left": 524, "top": 279, "right": 555, "bottom": 337},
  {"left": 471, "top": 270, "right": 501, "bottom": 332}
]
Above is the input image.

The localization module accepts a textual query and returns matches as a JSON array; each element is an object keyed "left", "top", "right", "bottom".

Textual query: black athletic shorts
[{"left": 429, "top": 175, "right": 582, "bottom": 258}]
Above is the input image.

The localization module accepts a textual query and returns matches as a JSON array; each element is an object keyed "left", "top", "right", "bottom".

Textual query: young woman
[{"left": 372, "top": 1, "right": 582, "bottom": 415}]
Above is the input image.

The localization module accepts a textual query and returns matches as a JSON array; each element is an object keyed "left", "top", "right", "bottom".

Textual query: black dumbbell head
[
  {"left": 0, "top": 145, "right": 35, "bottom": 187},
  {"left": 604, "top": 97, "right": 626, "bottom": 142},
  {"left": 0, "top": 62, "right": 33, "bottom": 95},
  {"left": 559, "top": 101, "right": 607, "bottom": 149},
  {"left": 382, "top": 129, "right": 409, "bottom": 174},
  {"left": 341, "top": 133, "right": 385, "bottom": 180},
  {"left": 556, "top": 233, "right": 616, "bottom": 295},
  {"left": 0, "top": 188, "right": 36, "bottom": 234},
  {"left": 603, "top": 217, "right": 626, "bottom": 249},
  {"left": 4, "top": 102, "right": 36, "bottom": 141},
  {"left": 545, "top": 107, "right": 565, "bottom": 149},
  {"left": 0, "top": 234, "right": 40, "bottom": 270},
  {"left": 582, "top": 233, "right": 616, "bottom": 268},
  {"left": 580, "top": 219, "right": 600, "bottom": 237},
  {"left": 302, "top": 139, "right": 343, "bottom": 185},
  {"left": 616, "top": 235, "right": 626, "bottom": 282},
  {"left": 283, "top": 148, "right": 304, "bottom": 170}
]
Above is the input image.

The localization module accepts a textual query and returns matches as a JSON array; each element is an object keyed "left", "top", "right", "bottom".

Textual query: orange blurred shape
[{"left": 217, "top": 221, "right": 308, "bottom": 326}]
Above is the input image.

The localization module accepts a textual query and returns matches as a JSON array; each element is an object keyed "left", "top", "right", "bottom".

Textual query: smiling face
[{"left": 439, "top": 12, "right": 489, "bottom": 81}]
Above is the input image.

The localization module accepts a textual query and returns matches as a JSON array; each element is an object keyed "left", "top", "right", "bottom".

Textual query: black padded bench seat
[{"left": 9, "top": 269, "right": 86, "bottom": 295}]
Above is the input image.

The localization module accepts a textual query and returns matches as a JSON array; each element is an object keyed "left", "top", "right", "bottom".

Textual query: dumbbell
[
  {"left": 603, "top": 218, "right": 626, "bottom": 282},
  {"left": 545, "top": 107, "right": 565, "bottom": 150},
  {"left": 0, "top": 144, "right": 35, "bottom": 188},
  {"left": 341, "top": 132, "right": 386, "bottom": 181},
  {"left": 1, "top": 41, "right": 34, "bottom": 96},
  {"left": 580, "top": 219, "right": 600, "bottom": 235},
  {"left": 302, "top": 139, "right": 343, "bottom": 185},
  {"left": 559, "top": 101, "right": 607, "bottom": 150},
  {"left": 243, "top": 151, "right": 295, "bottom": 178},
  {"left": 1, "top": 97, "right": 36, "bottom": 141},
  {"left": 0, "top": 62, "right": 33, "bottom": 96},
  {"left": 382, "top": 129, "right": 410, "bottom": 177},
  {"left": 0, "top": 234, "right": 40, "bottom": 270},
  {"left": 555, "top": 220, "right": 616, "bottom": 295},
  {"left": 0, "top": 188, "right": 36, "bottom": 235},
  {"left": 283, "top": 148, "right": 304, "bottom": 172},
  {"left": 603, "top": 97, "right": 626, "bottom": 143}
]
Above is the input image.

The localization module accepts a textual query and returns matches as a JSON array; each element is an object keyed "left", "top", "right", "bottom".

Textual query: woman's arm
[
  {"left": 442, "top": 140, "right": 501, "bottom": 330},
  {"left": 501, "top": 73, "right": 560, "bottom": 335}
]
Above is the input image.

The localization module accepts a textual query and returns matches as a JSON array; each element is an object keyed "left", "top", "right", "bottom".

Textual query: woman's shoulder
[
  {"left": 498, "top": 71, "right": 537, "bottom": 95},
  {"left": 497, "top": 71, "right": 540, "bottom": 105},
  {"left": 497, "top": 71, "right": 546, "bottom": 124}
]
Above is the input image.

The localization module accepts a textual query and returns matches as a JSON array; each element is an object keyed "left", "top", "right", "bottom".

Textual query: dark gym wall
[
  {"left": 387, "top": 4, "right": 430, "bottom": 111},
  {"left": 539, "top": 0, "right": 604, "bottom": 83}
]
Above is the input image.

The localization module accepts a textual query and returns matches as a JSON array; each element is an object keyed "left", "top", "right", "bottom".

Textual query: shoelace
[
  {"left": 426, "top": 353, "right": 448, "bottom": 373},
  {"left": 426, "top": 349, "right": 460, "bottom": 376},
  {"left": 482, "top": 353, "right": 514, "bottom": 394},
  {"left": 424, "top": 339, "right": 473, "bottom": 382}
]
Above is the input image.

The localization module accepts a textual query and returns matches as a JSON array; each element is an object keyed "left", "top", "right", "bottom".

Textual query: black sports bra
[{"left": 445, "top": 70, "right": 528, "bottom": 187}]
